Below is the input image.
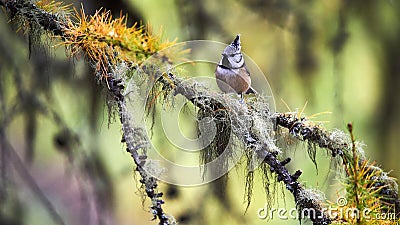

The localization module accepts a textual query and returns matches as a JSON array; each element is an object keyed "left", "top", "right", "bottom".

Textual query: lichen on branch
[{"left": 61, "top": 8, "right": 176, "bottom": 78}]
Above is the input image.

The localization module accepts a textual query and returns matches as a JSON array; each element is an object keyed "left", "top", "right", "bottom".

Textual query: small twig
[
  {"left": 347, "top": 123, "right": 361, "bottom": 224},
  {"left": 0, "top": 68, "right": 7, "bottom": 202},
  {"left": 1, "top": 137, "right": 66, "bottom": 225}
]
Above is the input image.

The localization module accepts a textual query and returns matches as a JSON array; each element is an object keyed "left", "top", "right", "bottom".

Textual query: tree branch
[
  {"left": 1, "top": 1, "right": 173, "bottom": 224},
  {"left": 156, "top": 72, "right": 332, "bottom": 224},
  {"left": 1, "top": 1, "right": 398, "bottom": 224},
  {"left": 108, "top": 77, "right": 172, "bottom": 224}
]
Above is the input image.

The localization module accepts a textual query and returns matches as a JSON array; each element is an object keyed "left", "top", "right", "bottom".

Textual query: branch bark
[{"left": 157, "top": 72, "right": 332, "bottom": 224}]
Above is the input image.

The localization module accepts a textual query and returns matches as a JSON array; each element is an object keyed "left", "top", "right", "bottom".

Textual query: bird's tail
[{"left": 245, "top": 86, "right": 257, "bottom": 94}]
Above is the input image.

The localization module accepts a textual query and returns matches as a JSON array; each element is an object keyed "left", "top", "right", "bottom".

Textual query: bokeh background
[{"left": 0, "top": 0, "right": 399, "bottom": 224}]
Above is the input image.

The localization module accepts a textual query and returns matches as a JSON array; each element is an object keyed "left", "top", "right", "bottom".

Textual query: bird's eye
[{"left": 230, "top": 54, "right": 235, "bottom": 57}]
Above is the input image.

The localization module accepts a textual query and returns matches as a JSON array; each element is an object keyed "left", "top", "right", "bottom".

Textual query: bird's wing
[
  {"left": 245, "top": 86, "right": 257, "bottom": 94},
  {"left": 243, "top": 63, "right": 251, "bottom": 76}
]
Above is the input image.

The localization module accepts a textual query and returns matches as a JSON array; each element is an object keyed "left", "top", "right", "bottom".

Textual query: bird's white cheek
[
  {"left": 229, "top": 58, "right": 237, "bottom": 66},
  {"left": 229, "top": 60, "right": 242, "bottom": 68}
]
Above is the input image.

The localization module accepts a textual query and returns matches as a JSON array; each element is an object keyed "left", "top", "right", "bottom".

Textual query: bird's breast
[{"left": 215, "top": 66, "right": 251, "bottom": 94}]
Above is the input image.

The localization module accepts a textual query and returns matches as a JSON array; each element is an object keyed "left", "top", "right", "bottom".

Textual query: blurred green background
[{"left": 0, "top": 0, "right": 399, "bottom": 224}]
